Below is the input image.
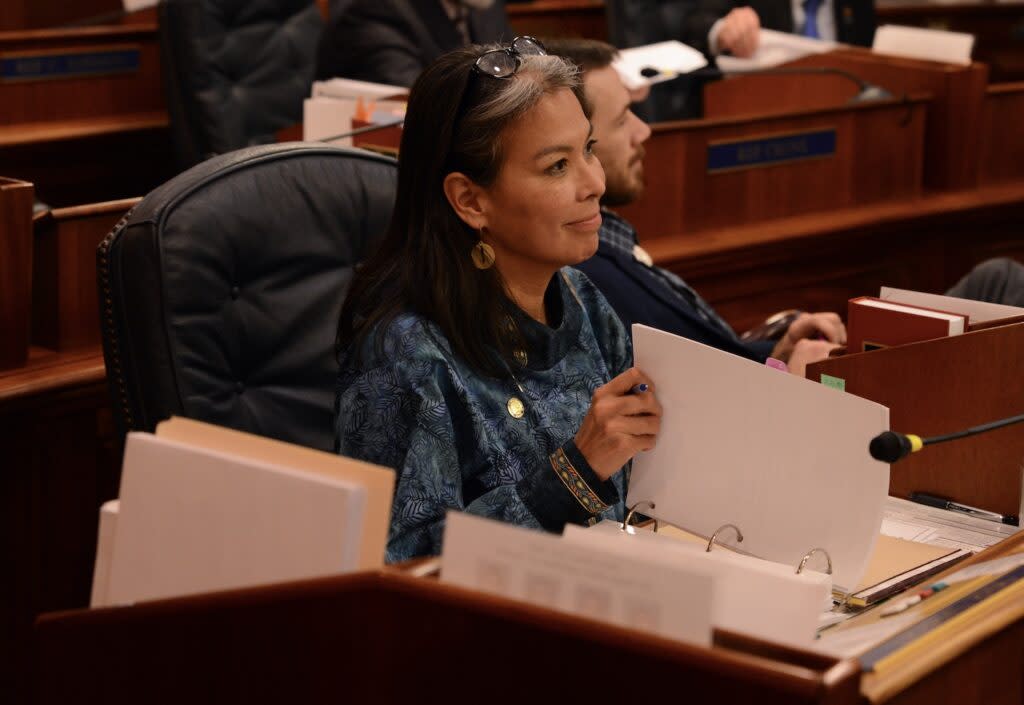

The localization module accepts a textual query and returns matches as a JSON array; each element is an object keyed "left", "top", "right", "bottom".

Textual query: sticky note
[{"left": 820, "top": 374, "right": 845, "bottom": 391}]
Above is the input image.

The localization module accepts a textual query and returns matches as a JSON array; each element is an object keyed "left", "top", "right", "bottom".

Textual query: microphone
[
  {"left": 316, "top": 117, "right": 405, "bottom": 146},
  {"left": 869, "top": 412, "right": 1024, "bottom": 463},
  {"left": 641, "top": 65, "right": 895, "bottom": 104}
]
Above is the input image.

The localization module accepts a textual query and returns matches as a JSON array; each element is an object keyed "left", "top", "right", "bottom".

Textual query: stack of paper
[
  {"left": 564, "top": 521, "right": 832, "bottom": 647},
  {"left": 717, "top": 28, "right": 835, "bottom": 71},
  {"left": 872, "top": 25, "right": 974, "bottom": 66},
  {"left": 304, "top": 78, "right": 407, "bottom": 145},
  {"left": 879, "top": 286, "right": 1024, "bottom": 326},
  {"left": 611, "top": 41, "right": 708, "bottom": 91},
  {"left": 92, "top": 417, "right": 394, "bottom": 607},
  {"left": 440, "top": 512, "right": 715, "bottom": 647},
  {"left": 628, "top": 324, "right": 891, "bottom": 595}
]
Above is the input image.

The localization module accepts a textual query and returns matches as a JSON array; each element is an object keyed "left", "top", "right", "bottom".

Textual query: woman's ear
[{"left": 443, "top": 172, "right": 489, "bottom": 231}]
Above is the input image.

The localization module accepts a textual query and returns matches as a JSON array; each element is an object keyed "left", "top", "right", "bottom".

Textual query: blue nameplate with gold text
[
  {"left": 707, "top": 129, "right": 836, "bottom": 173},
  {"left": 1, "top": 48, "right": 140, "bottom": 82}
]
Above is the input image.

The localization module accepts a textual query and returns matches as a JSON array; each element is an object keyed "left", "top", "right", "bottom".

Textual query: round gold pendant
[{"left": 506, "top": 396, "right": 525, "bottom": 419}]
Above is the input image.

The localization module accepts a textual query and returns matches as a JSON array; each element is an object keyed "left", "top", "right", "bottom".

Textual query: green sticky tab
[{"left": 820, "top": 374, "right": 845, "bottom": 391}]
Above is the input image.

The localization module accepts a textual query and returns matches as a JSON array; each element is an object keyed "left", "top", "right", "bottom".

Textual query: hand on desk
[
  {"left": 770, "top": 312, "right": 846, "bottom": 377},
  {"left": 717, "top": 7, "right": 762, "bottom": 59}
]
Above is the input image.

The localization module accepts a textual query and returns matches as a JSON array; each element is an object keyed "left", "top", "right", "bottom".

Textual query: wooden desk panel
[
  {"left": 0, "top": 23, "right": 172, "bottom": 206},
  {"left": 616, "top": 95, "right": 926, "bottom": 238},
  {"left": 0, "top": 25, "right": 164, "bottom": 125},
  {"left": 0, "top": 177, "right": 33, "bottom": 370},
  {"left": 508, "top": 0, "right": 608, "bottom": 40},
  {"left": 33, "top": 198, "right": 139, "bottom": 351},
  {"left": 877, "top": 0, "right": 1024, "bottom": 83},
  {"left": 980, "top": 82, "right": 1024, "bottom": 186},
  {"left": 704, "top": 49, "right": 990, "bottom": 192},
  {"left": 0, "top": 347, "right": 117, "bottom": 705}
]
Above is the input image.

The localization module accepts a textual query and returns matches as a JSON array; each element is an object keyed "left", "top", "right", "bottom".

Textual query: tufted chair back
[
  {"left": 97, "top": 143, "right": 398, "bottom": 452},
  {"left": 158, "top": 0, "right": 324, "bottom": 169}
]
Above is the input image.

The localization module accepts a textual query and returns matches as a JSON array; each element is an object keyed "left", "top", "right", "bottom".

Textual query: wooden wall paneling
[
  {"left": 508, "top": 0, "right": 608, "bottom": 40},
  {"left": 616, "top": 95, "right": 927, "bottom": 239},
  {"left": 32, "top": 198, "right": 138, "bottom": 350},
  {"left": 979, "top": 82, "right": 1024, "bottom": 186},
  {"left": 0, "top": 177, "right": 34, "bottom": 370}
]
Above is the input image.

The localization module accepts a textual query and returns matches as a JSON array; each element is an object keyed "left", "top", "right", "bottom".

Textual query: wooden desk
[
  {"left": 0, "top": 346, "right": 118, "bottom": 705},
  {"left": 508, "top": 0, "right": 608, "bottom": 40},
  {"left": 32, "top": 198, "right": 140, "bottom": 351},
  {"left": 503, "top": 0, "right": 1024, "bottom": 83},
  {"left": 633, "top": 182, "right": 1024, "bottom": 333},
  {"left": 0, "top": 177, "right": 33, "bottom": 370},
  {"left": 0, "top": 23, "right": 173, "bottom": 205},
  {"left": 876, "top": 0, "right": 1024, "bottom": 83}
]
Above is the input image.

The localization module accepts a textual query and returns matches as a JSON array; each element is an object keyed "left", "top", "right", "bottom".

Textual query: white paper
[
  {"left": 879, "top": 286, "right": 1024, "bottom": 324},
  {"left": 628, "top": 324, "right": 890, "bottom": 594},
  {"left": 312, "top": 78, "right": 407, "bottom": 101},
  {"left": 90, "top": 500, "right": 120, "bottom": 607},
  {"left": 304, "top": 96, "right": 356, "bottom": 145},
  {"left": 563, "top": 521, "right": 831, "bottom": 647},
  {"left": 122, "top": 0, "right": 158, "bottom": 11},
  {"left": 440, "top": 512, "right": 714, "bottom": 647},
  {"left": 717, "top": 29, "right": 835, "bottom": 71},
  {"left": 106, "top": 433, "right": 367, "bottom": 605},
  {"left": 612, "top": 40, "right": 708, "bottom": 90},
  {"left": 872, "top": 25, "right": 974, "bottom": 66}
]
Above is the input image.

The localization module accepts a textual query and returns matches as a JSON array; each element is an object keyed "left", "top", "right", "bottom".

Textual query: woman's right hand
[{"left": 575, "top": 367, "right": 663, "bottom": 480}]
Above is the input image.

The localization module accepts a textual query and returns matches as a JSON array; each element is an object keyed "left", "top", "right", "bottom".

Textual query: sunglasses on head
[{"left": 473, "top": 36, "right": 547, "bottom": 79}]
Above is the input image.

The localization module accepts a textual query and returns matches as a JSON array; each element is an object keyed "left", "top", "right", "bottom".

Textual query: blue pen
[{"left": 630, "top": 383, "right": 649, "bottom": 394}]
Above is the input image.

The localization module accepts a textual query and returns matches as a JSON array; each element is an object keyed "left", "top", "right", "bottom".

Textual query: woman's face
[{"left": 475, "top": 88, "right": 606, "bottom": 280}]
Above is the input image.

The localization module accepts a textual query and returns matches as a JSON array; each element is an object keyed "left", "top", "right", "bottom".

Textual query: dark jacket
[
  {"left": 684, "top": 0, "right": 876, "bottom": 55},
  {"left": 315, "top": 0, "right": 513, "bottom": 86},
  {"left": 575, "top": 236, "right": 774, "bottom": 364}
]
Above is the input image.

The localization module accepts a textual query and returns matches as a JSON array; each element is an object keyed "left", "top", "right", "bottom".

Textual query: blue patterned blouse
[{"left": 335, "top": 268, "right": 632, "bottom": 562}]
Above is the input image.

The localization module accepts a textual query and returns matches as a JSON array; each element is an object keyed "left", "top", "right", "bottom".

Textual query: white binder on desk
[{"left": 628, "top": 324, "right": 891, "bottom": 596}]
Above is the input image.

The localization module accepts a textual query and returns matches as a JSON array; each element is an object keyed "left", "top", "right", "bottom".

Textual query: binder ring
[
  {"left": 706, "top": 523, "right": 743, "bottom": 552},
  {"left": 622, "top": 501, "right": 657, "bottom": 532},
  {"left": 796, "top": 548, "right": 833, "bottom": 575}
]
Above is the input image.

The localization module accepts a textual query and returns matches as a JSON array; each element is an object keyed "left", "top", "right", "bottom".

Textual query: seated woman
[{"left": 335, "top": 39, "right": 662, "bottom": 563}]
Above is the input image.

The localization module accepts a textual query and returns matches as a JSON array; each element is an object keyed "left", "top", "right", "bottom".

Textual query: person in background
[
  {"left": 548, "top": 38, "right": 845, "bottom": 377},
  {"left": 335, "top": 40, "right": 662, "bottom": 562},
  {"left": 681, "top": 0, "right": 876, "bottom": 59},
  {"left": 316, "top": 0, "right": 513, "bottom": 86},
  {"left": 945, "top": 257, "right": 1024, "bottom": 307}
]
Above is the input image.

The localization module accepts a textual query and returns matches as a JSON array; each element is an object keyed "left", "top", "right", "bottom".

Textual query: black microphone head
[{"left": 870, "top": 431, "right": 911, "bottom": 463}]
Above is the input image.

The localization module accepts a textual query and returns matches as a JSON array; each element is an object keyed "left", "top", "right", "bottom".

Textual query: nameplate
[
  {"left": 1, "top": 47, "right": 141, "bottom": 82},
  {"left": 707, "top": 129, "right": 836, "bottom": 174}
]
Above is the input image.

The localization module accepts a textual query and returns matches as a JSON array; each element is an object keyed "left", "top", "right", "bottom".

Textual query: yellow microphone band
[{"left": 907, "top": 434, "right": 924, "bottom": 452}]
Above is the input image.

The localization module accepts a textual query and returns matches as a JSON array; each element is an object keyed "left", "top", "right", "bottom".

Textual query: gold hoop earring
[{"left": 471, "top": 240, "right": 496, "bottom": 270}]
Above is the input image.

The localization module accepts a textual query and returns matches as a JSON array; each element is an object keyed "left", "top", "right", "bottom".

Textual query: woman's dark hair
[{"left": 336, "top": 45, "right": 589, "bottom": 375}]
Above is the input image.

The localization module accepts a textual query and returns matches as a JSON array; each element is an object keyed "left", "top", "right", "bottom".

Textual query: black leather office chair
[
  {"left": 158, "top": 0, "right": 324, "bottom": 169},
  {"left": 97, "top": 143, "right": 398, "bottom": 452}
]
